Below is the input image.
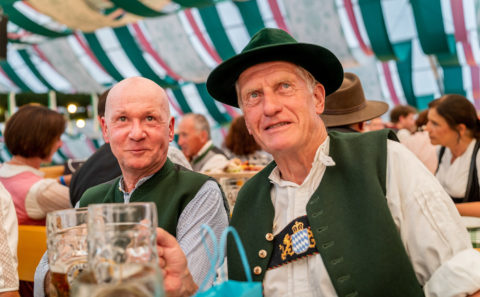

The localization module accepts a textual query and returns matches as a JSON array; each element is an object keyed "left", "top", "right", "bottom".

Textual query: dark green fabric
[
  {"left": 3, "top": 4, "right": 72, "bottom": 37},
  {"left": 172, "top": 88, "right": 193, "bottom": 113},
  {"left": 228, "top": 130, "right": 424, "bottom": 297},
  {"left": 83, "top": 33, "right": 125, "bottom": 82},
  {"left": 195, "top": 83, "right": 231, "bottom": 124},
  {"left": 410, "top": 0, "right": 454, "bottom": 55},
  {"left": 198, "top": 5, "right": 236, "bottom": 60},
  {"left": 174, "top": 0, "right": 216, "bottom": 8},
  {"left": 234, "top": 0, "right": 265, "bottom": 37},
  {"left": 358, "top": 0, "right": 396, "bottom": 61},
  {"left": 79, "top": 159, "right": 210, "bottom": 236},
  {"left": 113, "top": 26, "right": 178, "bottom": 88},
  {"left": 395, "top": 41, "right": 416, "bottom": 107},
  {"left": 18, "top": 49, "right": 54, "bottom": 90},
  {"left": 416, "top": 94, "right": 435, "bottom": 111},
  {"left": 110, "top": 0, "right": 168, "bottom": 17},
  {"left": 0, "top": 61, "right": 30, "bottom": 91},
  {"left": 442, "top": 67, "right": 466, "bottom": 96}
]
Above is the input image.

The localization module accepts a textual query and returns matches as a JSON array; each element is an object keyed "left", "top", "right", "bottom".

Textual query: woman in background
[
  {"left": 224, "top": 115, "right": 272, "bottom": 166},
  {"left": 426, "top": 94, "right": 480, "bottom": 217},
  {"left": 0, "top": 105, "right": 71, "bottom": 225}
]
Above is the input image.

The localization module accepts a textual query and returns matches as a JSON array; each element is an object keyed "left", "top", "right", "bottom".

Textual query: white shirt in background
[
  {"left": 436, "top": 139, "right": 480, "bottom": 198},
  {"left": 0, "top": 182, "right": 19, "bottom": 293}
]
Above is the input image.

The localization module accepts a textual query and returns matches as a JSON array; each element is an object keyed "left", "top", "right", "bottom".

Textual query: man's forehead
[
  {"left": 105, "top": 95, "right": 166, "bottom": 115},
  {"left": 238, "top": 61, "right": 302, "bottom": 84}
]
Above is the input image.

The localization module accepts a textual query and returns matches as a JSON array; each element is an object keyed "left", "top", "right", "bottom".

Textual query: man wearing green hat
[{"left": 203, "top": 28, "right": 480, "bottom": 297}]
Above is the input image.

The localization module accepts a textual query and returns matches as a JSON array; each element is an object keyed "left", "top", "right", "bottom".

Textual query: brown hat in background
[{"left": 320, "top": 72, "right": 389, "bottom": 127}]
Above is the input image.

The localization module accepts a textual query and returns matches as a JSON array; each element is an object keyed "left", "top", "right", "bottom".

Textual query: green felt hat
[{"left": 206, "top": 28, "right": 344, "bottom": 107}]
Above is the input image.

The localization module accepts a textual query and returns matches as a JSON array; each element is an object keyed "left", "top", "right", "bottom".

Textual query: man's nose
[
  {"left": 129, "top": 120, "right": 146, "bottom": 140},
  {"left": 263, "top": 91, "right": 282, "bottom": 116}
]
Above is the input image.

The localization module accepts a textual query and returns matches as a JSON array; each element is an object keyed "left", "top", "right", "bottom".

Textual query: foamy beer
[
  {"left": 71, "top": 264, "right": 163, "bottom": 297},
  {"left": 47, "top": 208, "right": 88, "bottom": 297}
]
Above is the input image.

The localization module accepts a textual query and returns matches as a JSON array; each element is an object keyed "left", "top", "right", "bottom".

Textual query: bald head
[
  {"left": 105, "top": 77, "right": 170, "bottom": 120},
  {"left": 100, "top": 77, "right": 175, "bottom": 187}
]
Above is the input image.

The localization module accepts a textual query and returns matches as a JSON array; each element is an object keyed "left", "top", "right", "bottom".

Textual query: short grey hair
[
  {"left": 235, "top": 64, "right": 319, "bottom": 109},
  {"left": 183, "top": 113, "right": 211, "bottom": 139}
]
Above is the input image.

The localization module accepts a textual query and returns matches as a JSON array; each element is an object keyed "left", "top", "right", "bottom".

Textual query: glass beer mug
[
  {"left": 70, "top": 202, "right": 163, "bottom": 297},
  {"left": 47, "top": 208, "right": 88, "bottom": 297}
]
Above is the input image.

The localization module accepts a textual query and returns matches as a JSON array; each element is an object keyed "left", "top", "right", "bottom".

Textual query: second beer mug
[
  {"left": 87, "top": 202, "right": 159, "bottom": 284},
  {"left": 47, "top": 208, "right": 88, "bottom": 297}
]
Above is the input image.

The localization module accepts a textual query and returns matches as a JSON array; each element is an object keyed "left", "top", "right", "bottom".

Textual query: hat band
[{"left": 323, "top": 102, "right": 366, "bottom": 115}]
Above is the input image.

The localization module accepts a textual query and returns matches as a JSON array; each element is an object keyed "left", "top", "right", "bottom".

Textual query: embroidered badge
[{"left": 268, "top": 216, "right": 318, "bottom": 270}]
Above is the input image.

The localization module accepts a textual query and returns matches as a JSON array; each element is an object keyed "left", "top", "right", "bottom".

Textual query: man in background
[
  {"left": 389, "top": 104, "right": 417, "bottom": 141},
  {"left": 177, "top": 113, "right": 228, "bottom": 172}
]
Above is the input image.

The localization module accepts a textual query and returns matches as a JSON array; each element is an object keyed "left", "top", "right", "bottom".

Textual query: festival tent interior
[{"left": 0, "top": 0, "right": 479, "bottom": 164}]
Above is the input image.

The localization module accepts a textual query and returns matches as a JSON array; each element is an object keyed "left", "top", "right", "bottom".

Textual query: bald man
[
  {"left": 78, "top": 77, "right": 228, "bottom": 287},
  {"left": 33, "top": 77, "right": 228, "bottom": 297}
]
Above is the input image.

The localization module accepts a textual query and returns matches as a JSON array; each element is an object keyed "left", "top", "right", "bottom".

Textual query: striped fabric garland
[
  {"left": 450, "top": 0, "right": 480, "bottom": 107},
  {"left": 342, "top": 0, "right": 373, "bottom": 56},
  {"left": 183, "top": 9, "right": 222, "bottom": 64},
  {"left": 131, "top": 22, "right": 183, "bottom": 81},
  {"left": 82, "top": 32, "right": 126, "bottom": 82}
]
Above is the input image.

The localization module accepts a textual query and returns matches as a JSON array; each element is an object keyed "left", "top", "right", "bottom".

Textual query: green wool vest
[
  {"left": 228, "top": 130, "right": 425, "bottom": 297},
  {"left": 79, "top": 159, "right": 210, "bottom": 236}
]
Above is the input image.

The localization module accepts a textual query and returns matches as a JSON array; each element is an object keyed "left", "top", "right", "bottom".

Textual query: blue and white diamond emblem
[{"left": 291, "top": 229, "right": 309, "bottom": 254}]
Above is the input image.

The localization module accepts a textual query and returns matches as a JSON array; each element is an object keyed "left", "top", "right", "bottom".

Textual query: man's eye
[
  {"left": 281, "top": 83, "right": 291, "bottom": 89},
  {"left": 146, "top": 116, "right": 154, "bottom": 121},
  {"left": 119, "top": 116, "right": 127, "bottom": 122},
  {"left": 250, "top": 92, "right": 259, "bottom": 98}
]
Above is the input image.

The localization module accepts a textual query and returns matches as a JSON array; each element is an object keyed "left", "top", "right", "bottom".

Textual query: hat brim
[
  {"left": 320, "top": 100, "right": 389, "bottom": 127},
  {"left": 206, "top": 42, "right": 344, "bottom": 108}
]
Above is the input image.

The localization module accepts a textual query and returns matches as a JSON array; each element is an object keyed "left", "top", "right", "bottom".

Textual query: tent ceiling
[{"left": 0, "top": 0, "right": 480, "bottom": 125}]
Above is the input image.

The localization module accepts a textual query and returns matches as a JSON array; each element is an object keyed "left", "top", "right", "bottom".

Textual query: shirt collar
[
  {"left": 268, "top": 136, "right": 335, "bottom": 187},
  {"left": 118, "top": 174, "right": 154, "bottom": 203},
  {"left": 194, "top": 140, "right": 213, "bottom": 159}
]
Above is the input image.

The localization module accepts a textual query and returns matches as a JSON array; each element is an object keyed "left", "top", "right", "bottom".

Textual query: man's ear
[
  {"left": 100, "top": 116, "right": 110, "bottom": 143},
  {"left": 200, "top": 129, "right": 209, "bottom": 142},
  {"left": 168, "top": 117, "right": 175, "bottom": 142},
  {"left": 313, "top": 83, "right": 326, "bottom": 115}
]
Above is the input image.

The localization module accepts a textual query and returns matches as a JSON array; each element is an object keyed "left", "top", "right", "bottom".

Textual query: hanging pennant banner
[
  {"left": 410, "top": 0, "right": 454, "bottom": 55},
  {"left": 358, "top": 0, "right": 396, "bottom": 61}
]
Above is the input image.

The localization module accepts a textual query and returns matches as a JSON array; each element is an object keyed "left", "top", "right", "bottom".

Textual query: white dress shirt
[
  {"left": 263, "top": 137, "right": 480, "bottom": 297},
  {"left": 436, "top": 139, "right": 480, "bottom": 198}
]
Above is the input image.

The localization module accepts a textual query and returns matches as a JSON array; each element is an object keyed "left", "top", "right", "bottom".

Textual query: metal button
[
  {"left": 258, "top": 249, "right": 267, "bottom": 258},
  {"left": 253, "top": 266, "right": 262, "bottom": 275},
  {"left": 265, "top": 233, "right": 274, "bottom": 241}
]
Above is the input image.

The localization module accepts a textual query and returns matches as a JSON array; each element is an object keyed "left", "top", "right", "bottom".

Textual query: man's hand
[
  {"left": 468, "top": 290, "right": 480, "bottom": 297},
  {"left": 156, "top": 228, "right": 198, "bottom": 297}
]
